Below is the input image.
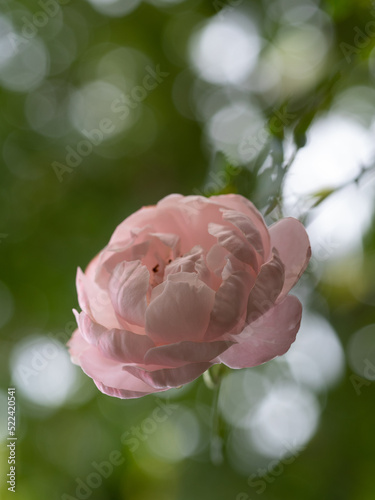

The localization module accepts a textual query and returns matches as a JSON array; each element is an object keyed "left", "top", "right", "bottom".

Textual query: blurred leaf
[{"left": 310, "top": 187, "right": 336, "bottom": 207}]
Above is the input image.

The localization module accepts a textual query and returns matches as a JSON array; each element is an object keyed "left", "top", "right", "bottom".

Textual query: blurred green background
[{"left": 1, "top": 0, "right": 375, "bottom": 498}]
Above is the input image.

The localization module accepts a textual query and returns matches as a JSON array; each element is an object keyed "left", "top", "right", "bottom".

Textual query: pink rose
[{"left": 68, "top": 194, "right": 311, "bottom": 399}]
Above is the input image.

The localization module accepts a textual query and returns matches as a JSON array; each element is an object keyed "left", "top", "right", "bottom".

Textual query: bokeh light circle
[
  {"left": 190, "top": 13, "right": 261, "bottom": 85},
  {"left": 250, "top": 383, "right": 320, "bottom": 458},
  {"left": 11, "top": 336, "right": 78, "bottom": 408}
]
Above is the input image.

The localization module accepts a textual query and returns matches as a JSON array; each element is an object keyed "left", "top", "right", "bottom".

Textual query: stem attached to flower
[{"left": 204, "top": 364, "right": 229, "bottom": 465}]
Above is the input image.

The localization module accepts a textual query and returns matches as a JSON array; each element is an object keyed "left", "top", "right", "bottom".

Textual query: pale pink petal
[
  {"left": 219, "top": 295, "right": 302, "bottom": 368},
  {"left": 222, "top": 209, "right": 264, "bottom": 260},
  {"left": 208, "top": 223, "right": 259, "bottom": 271},
  {"left": 116, "top": 195, "right": 245, "bottom": 257},
  {"left": 123, "top": 361, "right": 212, "bottom": 389},
  {"left": 206, "top": 243, "right": 228, "bottom": 277},
  {"left": 68, "top": 331, "right": 155, "bottom": 399},
  {"left": 76, "top": 268, "right": 121, "bottom": 329},
  {"left": 158, "top": 195, "right": 233, "bottom": 251},
  {"left": 269, "top": 218, "right": 311, "bottom": 298},
  {"left": 164, "top": 246, "right": 203, "bottom": 277},
  {"left": 110, "top": 202, "right": 192, "bottom": 255},
  {"left": 99, "top": 231, "right": 179, "bottom": 288},
  {"left": 149, "top": 232, "right": 181, "bottom": 254},
  {"left": 145, "top": 273, "right": 215, "bottom": 344},
  {"left": 211, "top": 194, "right": 271, "bottom": 257},
  {"left": 85, "top": 253, "right": 101, "bottom": 280},
  {"left": 78, "top": 343, "right": 162, "bottom": 397},
  {"left": 139, "top": 233, "right": 180, "bottom": 280},
  {"left": 73, "top": 309, "right": 106, "bottom": 345},
  {"left": 94, "top": 381, "right": 165, "bottom": 399},
  {"left": 205, "top": 263, "right": 256, "bottom": 340},
  {"left": 246, "top": 251, "right": 285, "bottom": 324},
  {"left": 108, "top": 260, "right": 150, "bottom": 333},
  {"left": 194, "top": 255, "right": 221, "bottom": 290},
  {"left": 144, "top": 340, "right": 233, "bottom": 368},
  {"left": 109, "top": 194, "right": 269, "bottom": 262},
  {"left": 108, "top": 205, "right": 158, "bottom": 246},
  {"left": 67, "top": 329, "right": 91, "bottom": 364},
  {"left": 98, "top": 330, "right": 155, "bottom": 363},
  {"left": 148, "top": 278, "right": 168, "bottom": 303},
  {"left": 98, "top": 240, "right": 150, "bottom": 287}
]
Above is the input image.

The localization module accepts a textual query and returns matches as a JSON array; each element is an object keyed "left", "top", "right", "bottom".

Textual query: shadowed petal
[
  {"left": 94, "top": 380, "right": 165, "bottom": 399},
  {"left": 246, "top": 251, "right": 285, "bottom": 324},
  {"left": 208, "top": 222, "right": 259, "bottom": 271},
  {"left": 144, "top": 340, "right": 233, "bottom": 368},
  {"left": 123, "top": 362, "right": 212, "bottom": 389},
  {"left": 205, "top": 261, "right": 256, "bottom": 340},
  {"left": 98, "top": 329, "right": 155, "bottom": 363},
  {"left": 223, "top": 210, "right": 264, "bottom": 254},
  {"left": 211, "top": 194, "right": 271, "bottom": 258},
  {"left": 219, "top": 295, "right": 302, "bottom": 368},
  {"left": 145, "top": 273, "right": 215, "bottom": 344}
]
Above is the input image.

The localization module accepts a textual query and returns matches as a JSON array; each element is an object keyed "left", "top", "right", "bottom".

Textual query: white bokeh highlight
[
  {"left": 190, "top": 13, "right": 261, "bottom": 86},
  {"left": 207, "top": 102, "right": 265, "bottom": 164},
  {"left": 68, "top": 80, "right": 132, "bottom": 140},
  {"left": 219, "top": 370, "right": 268, "bottom": 428},
  {"left": 11, "top": 336, "right": 77, "bottom": 408},
  {"left": 262, "top": 23, "right": 330, "bottom": 95},
  {"left": 250, "top": 383, "right": 320, "bottom": 458},
  {"left": 285, "top": 313, "right": 345, "bottom": 392},
  {"left": 0, "top": 36, "right": 49, "bottom": 93}
]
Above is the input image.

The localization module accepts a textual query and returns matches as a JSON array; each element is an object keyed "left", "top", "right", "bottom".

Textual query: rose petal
[
  {"left": 73, "top": 309, "right": 106, "bottom": 346},
  {"left": 159, "top": 195, "right": 235, "bottom": 251},
  {"left": 219, "top": 295, "right": 302, "bottom": 368},
  {"left": 67, "top": 329, "right": 91, "bottom": 364},
  {"left": 85, "top": 253, "right": 101, "bottom": 281},
  {"left": 144, "top": 340, "right": 233, "bottom": 368},
  {"left": 195, "top": 255, "right": 221, "bottom": 290},
  {"left": 206, "top": 244, "right": 228, "bottom": 276},
  {"left": 222, "top": 209, "right": 264, "bottom": 260},
  {"left": 246, "top": 251, "right": 285, "bottom": 324},
  {"left": 108, "top": 206, "right": 158, "bottom": 247},
  {"left": 110, "top": 200, "right": 192, "bottom": 255},
  {"left": 205, "top": 262, "right": 256, "bottom": 340},
  {"left": 123, "top": 361, "right": 212, "bottom": 389},
  {"left": 208, "top": 223, "right": 259, "bottom": 271},
  {"left": 98, "top": 329, "right": 155, "bottom": 363},
  {"left": 145, "top": 273, "right": 215, "bottom": 344},
  {"left": 68, "top": 330, "right": 156, "bottom": 398},
  {"left": 99, "top": 240, "right": 151, "bottom": 287},
  {"left": 77, "top": 342, "right": 162, "bottom": 397},
  {"left": 211, "top": 194, "right": 271, "bottom": 258},
  {"left": 94, "top": 380, "right": 165, "bottom": 399},
  {"left": 164, "top": 246, "right": 203, "bottom": 277},
  {"left": 269, "top": 217, "right": 311, "bottom": 298},
  {"left": 108, "top": 260, "right": 150, "bottom": 333},
  {"left": 76, "top": 268, "right": 121, "bottom": 329}
]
